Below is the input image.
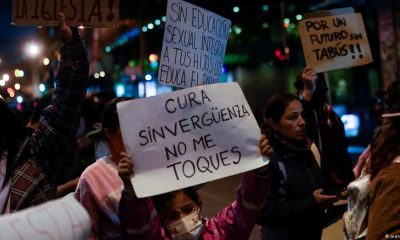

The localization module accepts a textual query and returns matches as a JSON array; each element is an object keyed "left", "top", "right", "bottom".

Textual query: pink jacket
[
  {"left": 119, "top": 171, "right": 270, "bottom": 240},
  {"left": 75, "top": 156, "right": 124, "bottom": 239}
]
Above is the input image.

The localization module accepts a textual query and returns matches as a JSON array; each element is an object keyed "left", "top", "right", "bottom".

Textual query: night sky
[{"left": 0, "top": 0, "right": 37, "bottom": 68}]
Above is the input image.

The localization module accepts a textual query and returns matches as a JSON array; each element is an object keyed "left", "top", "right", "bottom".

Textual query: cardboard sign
[
  {"left": 12, "top": 0, "right": 119, "bottom": 27},
  {"left": 0, "top": 194, "right": 90, "bottom": 240},
  {"left": 117, "top": 82, "right": 268, "bottom": 197},
  {"left": 158, "top": 0, "right": 231, "bottom": 88},
  {"left": 298, "top": 12, "right": 373, "bottom": 72}
]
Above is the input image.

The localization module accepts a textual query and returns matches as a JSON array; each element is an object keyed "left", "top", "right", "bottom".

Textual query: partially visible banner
[
  {"left": 158, "top": 0, "right": 231, "bottom": 88},
  {"left": 0, "top": 194, "right": 91, "bottom": 240},
  {"left": 12, "top": 0, "right": 119, "bottom": 27},
  {"left": 299, "top": 10, "right": 373, "bottom": 72},
  {"left": 118, "top": 82, "right": 268, "bottom": 197}
]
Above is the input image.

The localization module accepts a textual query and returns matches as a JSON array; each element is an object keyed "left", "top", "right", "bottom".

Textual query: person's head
[
  {"left": 102, "top": 97, "right": 132, "bottom": 163},
  {"left": 0, "top": 97, "right": 26, "bottom": 181},
  {"left": 152, "top": 187, "right": 203, "bottom": 239},
  {"left": 27, "top": 93, "right": 53, "bottom": 130},
  {"left": 370, "top": 80, "right": 400, "bottom": 179},
  {"left": 263, "top": 93, "right": 306, "bottom": 144}
]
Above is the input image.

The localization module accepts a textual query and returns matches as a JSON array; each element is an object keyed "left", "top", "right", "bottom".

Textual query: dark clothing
[
  {"left": 8, "top": 33, "right": 88, "bottom": 212},
  {"left": 302, "top": 100, "right": 355, "bottom": 189},
  {"left": 258, "top": 132, "right": 329, "bottom": 240}
]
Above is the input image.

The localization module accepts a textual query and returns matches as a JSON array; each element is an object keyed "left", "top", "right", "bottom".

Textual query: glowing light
[
  {"left": 145, "top": 74, "right": 152, "bottom": 81},
  {"left": 283, "top": 18, "right": 290, "bottom": 24},
  {"left": 78, "top": 25, "right": 85, "bottom": 29},
  {"left": 262, "top": 22, "right": 269, "bottom": 29},
  {"left": 155, "top": 19, "right": 161, "bottom": 25},
  {"left": 296, "top": 14, "right": 303, "bottom": 21},
  {"left": 99, "top": 71, "right": 106, "bottom": 77},
  {"left": 15, "top": 69, "right": 24, "bottom": 78},
  {"left": 162, "top": 16, "right": 166, "bottom": 22},
  {"left": 17, "top": 103, "right": 22, "bottom": 110},
  {"left": 116, "top": 84, "right": 125, "bottom": 97},
  {"left": 43, "top": 58, "right": 50, "bottom": 66},
  {"left": 142, "top": 26, "right": 148, "bottom": 32},
  {"left": 25, "top": 42, "right": 41, "bottom": 58},
  {"left": 3, "top": 74, "right": 9, "bottom": 81},
  {"left": 15, "top": 83, "right": 21, "bottom": 90},
  {"left": 283, "top": 18, "right": 290, "bottom": 28},
  {"left": 149, "top": 54, "right": 158, "bottom": 62},
  {"left": 105, "top": 46, "right": 111, "bottom": 53},
  {"left": 150, "top": 61, "right": 158, "bottom": 69},
  {"left": 148, "top": 23, "right": 154, "bottom": 29},
  {"left": 233, "top": 6, "right": 240, "bottom": 13},
  {"left": 233, "top": 26, "right": 242, "bottom": 34},
  {"left": 0, "top": 80, "right": 5, "bottom": 86},
  {"left": 39, "top": 83, "right": 46, "bottom": 92},
  {"left": 17, "top": 96, "right": 23, "bottom": 103},
  {"left": 94, "top": 73, "right": 100, "bottom": 79},
  {"left": 262, "top": 5, "right": 269, "bottom": 11}
]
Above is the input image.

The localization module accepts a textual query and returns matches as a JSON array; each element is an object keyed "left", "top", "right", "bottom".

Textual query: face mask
[{"left": 166, "top": 210, "right": 203, "bottom": 240}]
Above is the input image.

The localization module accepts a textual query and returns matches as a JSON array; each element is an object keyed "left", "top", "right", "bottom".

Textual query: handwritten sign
[
  {"left": 117, "top": 82, "right": 268, "bottom": 197},
  {"left": 0, "top": 194, "right": 90, "bottom": 240},
  {"left": 298, "top": 12, "right": 373, "bottom": 72},
  {"left": 158, "top": 0, "right": 231, "bottom": 88},
  {"left": 12, "top": 0, "right": 119, "bottom": 27}
]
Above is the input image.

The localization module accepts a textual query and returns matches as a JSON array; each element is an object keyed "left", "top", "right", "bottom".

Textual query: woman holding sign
[
  {"left": 117, "top": 137, "right": 273, "bottom": 239},
  {"left": 0, "top": 13, "right": 88, "bottom": 213},
  {"left": 257, "top": 93, "right": 344, "bottom": 240}
]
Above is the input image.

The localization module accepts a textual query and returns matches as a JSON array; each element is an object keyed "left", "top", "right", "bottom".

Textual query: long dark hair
[
  {"left": 370, "top": 118, "right": 400, "bottom": 179},
  {"left": 370, "top": 80, "right": 400, "bottom": 179},
  {"left": 0, "top": 98, "right": 27, "bottom": 183},
  {"left": 101, "top": 97, "right": 133, "bottom": 132},
  {"left": 262, "top": 93, "right": 301, "bottom": 133}
]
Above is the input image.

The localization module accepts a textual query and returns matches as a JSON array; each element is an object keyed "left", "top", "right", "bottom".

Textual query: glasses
[{"left": 162, "top": 204, "right": 197, "bottom": 223}]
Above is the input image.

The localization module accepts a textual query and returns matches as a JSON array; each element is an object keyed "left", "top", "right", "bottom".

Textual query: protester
[
  {"left": 75, "top": 97, "right": 132, "bottom": 239},
  {"left": 117, "top": 136, "right": 272, "bottom": 239},
  {"left": 299, "top": 67, "right": 355, "bottom": 190},
  {"left": 257, "top": 93, "right": 342, "bottom": 240},
  {"left": 366, "top": 80, "right": 400, "bottom": 240},
  {"left": 0, "top": 13, "right": 88, "bottom": 213}
]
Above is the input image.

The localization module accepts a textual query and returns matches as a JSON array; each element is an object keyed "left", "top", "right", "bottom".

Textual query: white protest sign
[
  {"left": 298, "top": 12, "right": 373, "bottom": 72},
  {"left": 118, "top": 82, "right": 268, "bottom": 197},
  {"left": 158, "top": 0, "right": 231, "bottom": 88},
  {"left": 0, "top": 194, "right": 90, "bottom": 240}
]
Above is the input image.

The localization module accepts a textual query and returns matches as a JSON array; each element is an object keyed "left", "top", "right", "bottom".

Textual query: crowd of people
[{"left": 0, "top": 12, "right": 399, "bottom": 240}]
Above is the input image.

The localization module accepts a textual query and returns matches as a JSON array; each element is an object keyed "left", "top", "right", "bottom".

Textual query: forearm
[{"left": 52, "top": 28, "right": 89, "bottom": 137}]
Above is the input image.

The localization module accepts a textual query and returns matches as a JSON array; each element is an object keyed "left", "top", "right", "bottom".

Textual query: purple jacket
[{"left": 119, "top": 171, "right": 270, "bottom": 240}]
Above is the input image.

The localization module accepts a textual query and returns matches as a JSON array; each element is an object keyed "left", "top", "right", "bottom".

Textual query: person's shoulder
[{"left": 80, "top": 157, "right": 107, "bottom": 176}]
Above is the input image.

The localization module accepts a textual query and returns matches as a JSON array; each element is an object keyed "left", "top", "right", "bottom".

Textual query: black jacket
[{"left": 258, "top": 132, "right": 329, "bottom": 240}]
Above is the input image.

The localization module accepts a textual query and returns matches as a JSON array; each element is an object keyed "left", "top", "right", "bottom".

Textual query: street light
[
  {"left": 3, "top": 74, "right": 9, "bottom": 81},
  {"left": 24, "top": 41, "right": 42, "bottom": 98},
  {"left": 25, "top": 42, "right": 41, "bottom": 58}
]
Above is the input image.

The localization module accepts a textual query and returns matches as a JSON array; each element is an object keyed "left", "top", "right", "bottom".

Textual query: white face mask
[{"left": 166, "top": 210, "right": 203, "bottom": 240}]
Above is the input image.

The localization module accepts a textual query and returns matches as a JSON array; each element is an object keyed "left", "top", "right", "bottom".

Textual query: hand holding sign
[
  {"left": 58, "top": 12, "right": 73, "bottom": 43},
  {"left": 118, "top": 82, "right": 268, "bottom": 198},
  {"left": 298, "top": 9, "right": 373, "bottom": 72}
]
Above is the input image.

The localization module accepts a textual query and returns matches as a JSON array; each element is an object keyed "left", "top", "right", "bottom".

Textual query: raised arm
[{"left": 31, "top": 13, "right": 89, "bottom": 181}]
